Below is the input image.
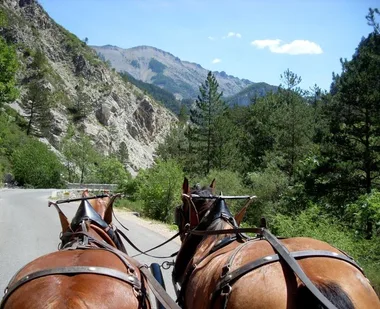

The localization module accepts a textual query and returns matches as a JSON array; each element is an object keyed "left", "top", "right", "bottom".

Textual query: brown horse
[
  {"left": 1, "top": 190, "right": 151, "bottom": 309},
  {"left": 173, "top": 178, "right": 380, "bottom": 309}
]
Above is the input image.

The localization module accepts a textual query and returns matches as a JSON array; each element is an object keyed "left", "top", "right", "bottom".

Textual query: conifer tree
[{"left": 188, "top": 71, "right": 228, "bottom": 175}]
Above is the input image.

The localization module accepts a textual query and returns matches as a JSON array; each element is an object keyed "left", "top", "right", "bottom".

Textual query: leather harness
[{"left": 175, "top": 195, "right": 365, "bottom": 309}]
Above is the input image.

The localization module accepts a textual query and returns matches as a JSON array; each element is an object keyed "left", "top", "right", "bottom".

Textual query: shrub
[
  {"left": 12, "top": 138, "right": 64, "bottom": 188},
  {"left": 269, "top": 204, "right": 380, "bottom": 294},
  {"left": 135, "top": 159, "right": 184, "bottom": 223}
]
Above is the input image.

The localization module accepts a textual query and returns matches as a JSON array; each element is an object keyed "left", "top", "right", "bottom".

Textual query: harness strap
[
  {"left": 139, "top": 266, "right": 181, "bottom": 309},
  {"left": 1, "top": 266, "right": 141, "bottom": 309},
  {"left": 212, "top": 249, "right": 363, "bottom": 309}
]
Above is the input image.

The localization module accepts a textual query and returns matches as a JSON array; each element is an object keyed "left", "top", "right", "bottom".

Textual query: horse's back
[
  {"left": 3, "top": 249, "right": 141, "bottom": 309},
  {"left": 187, "top": 237, "right": 380, "bottom": 309}
]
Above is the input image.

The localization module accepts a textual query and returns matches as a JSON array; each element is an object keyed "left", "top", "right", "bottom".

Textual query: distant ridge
[{"left": 92, "top": 45, "right": 261, "bottom": 100}]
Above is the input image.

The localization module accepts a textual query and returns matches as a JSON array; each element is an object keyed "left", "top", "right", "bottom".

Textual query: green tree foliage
[
  {"left": 12, "top": 138, "right": 63, "bottom": 188},
  {"left": 74, "top": 133, "right": 98, "bottom": 184},
  {"left": 60, "top": 124, "right": 77, "bottom": 182},
  {"left": 0, "top": 36, "right": 18, "bottom": 106},
  {"left": 156, "top": 124, "right": 188, "bottom": 164},
  {"left": 0, "top": 112, "right": 28, "bottom": 179},
  {"left": 346, "top": 191, "right": 380, "bottom": 238},
  {"left": 135, "top": 159, "right": 183, "bottom": 222},
  {"left": 117, "top": 141, "right": 129, "bottom": 165},
  {"left": 270, "top": 204, "right": 380, "bottom": 294},
  {"left": 240, "top": 70, "right": 314, "bottom": 181},
  {"left": 22, "top": 49, "right": 53, "bottom": 136},
  {"left": 61, "top": 130, "right": 98, "bottom": 184},
  {"left": 68, "top": 80, "right": 91, "bottom": 123},
  {"left": 94, "top": 156, "right": 130, "bottom": 184},
  {"left": 189, "top": 71, "right": 230, "bottom": 175},
  {"left": 312, "top": 18, "right": 380, "bottom": 214},
  {"left": 148, "top": 58, "right": 166, "bottom": 74},
  {"left": 273, "top": 69, "right": 314, "bottom": 182},
  {"left": 120, "top": 72, "right": 181, "bottom": 114}
]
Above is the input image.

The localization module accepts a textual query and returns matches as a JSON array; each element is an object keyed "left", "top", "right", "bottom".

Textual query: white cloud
[
  {"left": 223, "top": 32, "right": 242, "bottom": 39},
  {"left": 211, "top": 58, "right": 221, "bottom": 64},
  {"left": 208, "top": 36, "right": 216, "bottom": 41},
  {"left": 251, "top": 39, "right": 323, "bottom": 55}
]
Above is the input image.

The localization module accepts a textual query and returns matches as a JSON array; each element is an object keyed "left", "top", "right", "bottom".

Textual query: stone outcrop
[{"left": 1, "top": 0, "right": 177, "bottom": 172}]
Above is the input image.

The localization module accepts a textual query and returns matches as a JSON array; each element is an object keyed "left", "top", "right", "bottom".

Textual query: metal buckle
[
  {"left": 162, "top": 260, "right": 175, "bottom": 270},
  {"left": 220, "top": 284, "right": 232, "bottom": 296}
]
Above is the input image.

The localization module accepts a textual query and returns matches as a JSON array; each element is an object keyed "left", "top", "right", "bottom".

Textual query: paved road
[{"left": 0, "top": 189, "right": 180, "bottom": 306}]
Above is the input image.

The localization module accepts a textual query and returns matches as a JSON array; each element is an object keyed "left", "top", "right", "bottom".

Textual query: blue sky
[{"left": 39, "top": 0, "right": 378, "bottom": 91}]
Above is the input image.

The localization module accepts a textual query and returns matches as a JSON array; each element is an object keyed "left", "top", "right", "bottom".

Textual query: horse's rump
[
  {"left": 4, "top": 249, "right": 144, "bottom": 309},
  {"left": 186, "top": 237, "right": 378, "bottom": 309}
]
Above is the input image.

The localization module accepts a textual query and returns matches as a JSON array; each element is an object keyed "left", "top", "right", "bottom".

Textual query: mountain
[
  {"left": 92, "top": 45, "right": 254, "bottom": 100},
  {"left": 225, "top": 83, "right": 278, "bottom": 106},
  {"left": 0, "top": 0, "right": 177, "bottom": 173}
]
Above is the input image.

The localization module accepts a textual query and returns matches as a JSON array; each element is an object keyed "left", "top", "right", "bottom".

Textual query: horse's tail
[{"left": 296, "top": 282, "right": 355, "bottom": 309}]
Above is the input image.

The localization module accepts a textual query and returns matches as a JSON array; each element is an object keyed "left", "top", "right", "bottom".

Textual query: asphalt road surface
[{"left": 0, "top": 188, "right": 180, "bottom": 307}]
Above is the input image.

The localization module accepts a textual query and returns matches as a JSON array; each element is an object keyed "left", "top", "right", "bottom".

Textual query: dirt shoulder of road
[{"left": 114, "top": 209, "right": 181, "bottom": 245}]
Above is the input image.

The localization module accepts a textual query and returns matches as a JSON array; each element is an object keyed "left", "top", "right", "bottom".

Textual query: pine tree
[
  {"left": 273, "top": 69, "right": 314, "bottom": 182},
  {"left": 22, "top": 50, "right": 52, "bottom": 136},
  {"left": 189, "top": 71, "right": 228, "bottom": 175},
  {"left": 0, "top": 32, "right": 18, "bottom": 106}
]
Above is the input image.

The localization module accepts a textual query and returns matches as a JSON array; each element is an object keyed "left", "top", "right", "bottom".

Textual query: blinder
[{"left": 174, "top": 205, "right": 182, "bottom": 227}]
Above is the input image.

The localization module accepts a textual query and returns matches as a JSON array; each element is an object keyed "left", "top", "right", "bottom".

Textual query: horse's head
[
  {"left": 175, "top": 177, "right": 251, "bottom": 241},
  {"left": 175, "top": 177, "right": 216, "bottom": 241},
  {"left": 51, "top": 190, "right": 126, "bottom": 252}
]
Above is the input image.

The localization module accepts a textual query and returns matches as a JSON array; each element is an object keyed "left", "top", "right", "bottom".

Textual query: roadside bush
[
  {"left": 269, "top": 204, "right": 380, "bottom": 294},
  {"left": 94, "top": 156, "right": 131, "bottom": 184},
  {"left": 346, "top": 190, "right": 380, "bottom": 238},
  {"left": 12, "top": 138, "right": 64, "bottom": 188},
  {"left": 135, "top": 159, "right": 184, "bottom": 223}
]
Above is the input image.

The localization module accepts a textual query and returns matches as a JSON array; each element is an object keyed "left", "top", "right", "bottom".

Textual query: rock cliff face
[{"left": 0, "top": 0, "right": 177, "bottom": 173}]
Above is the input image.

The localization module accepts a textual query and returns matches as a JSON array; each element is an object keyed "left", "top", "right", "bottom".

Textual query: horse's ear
[
  {"left": 183, "top": 177, "right": 190, "bottom": 195},
  {"left": 82, "top": 189, "right": 89, "bottom": 197},
  {"left": 234, "top": 205, "right": 248, "bottom": 226},
  {"left": 210, "top": 178, "right": 216, "bottom": 194},
  {"left": 104, "top": 195, "right": 120, "bottom": 225},
  {"left": 234, "top": 197, "right": 256, "bottom": 226}
]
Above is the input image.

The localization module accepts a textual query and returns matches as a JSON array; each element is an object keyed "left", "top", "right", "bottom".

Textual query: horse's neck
[
  {"left": 192, "top": 219, "right": 232, "bottom": 264},
  {"left": 174, "top": 218, "right": 233, "bottom": 284}
]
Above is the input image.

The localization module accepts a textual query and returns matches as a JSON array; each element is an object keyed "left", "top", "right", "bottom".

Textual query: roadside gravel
[{"left": 114, "top": 209, "right": 181, "bottom": 245}]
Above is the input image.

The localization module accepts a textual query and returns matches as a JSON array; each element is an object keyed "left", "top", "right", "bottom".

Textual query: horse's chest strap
[{"left": 1, "top": 266, "right": 141, "bottom": 309}]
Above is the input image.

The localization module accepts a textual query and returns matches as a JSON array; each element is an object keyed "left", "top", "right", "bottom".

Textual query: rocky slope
[
  {"left": 92, "top": 45, "right": 254, "bottom": 100},
  {"left": 0, "top": 0, "right": 177, "bottom": 173}
]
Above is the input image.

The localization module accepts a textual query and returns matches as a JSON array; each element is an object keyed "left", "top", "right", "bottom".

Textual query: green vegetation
[
  {"left": 225, "top": 82, "right": 278, "bottom": 106},
  {"left": 130, "top": 60, "right": 140, "bottom": 68},
  {"left": 120, "top": 72, "right": 181, "bottom": 114},
  {"left": 148, "top": 58, "right": 166, "bottom": 74},
  {"left": 12, "top": 138, "right": 64, "bottom": 188},
  {"left": 118, "top": 159, "right": 183, "bottom": 222},
  {"left": 0, "top": 35, "right": 18, "bottom": 106},
  {"left": 151, "top": 73, "right": 197, "bottom": 98}
]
